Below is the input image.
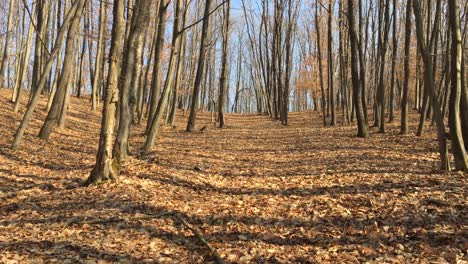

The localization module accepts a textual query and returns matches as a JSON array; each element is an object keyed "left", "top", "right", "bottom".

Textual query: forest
[{"left": 0, "top": 0, "right": 467, "bottom": 262}]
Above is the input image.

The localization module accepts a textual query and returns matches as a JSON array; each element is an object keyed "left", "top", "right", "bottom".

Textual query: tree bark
[
  {"left": 38, "top": 0, "right": 86, "bottom": 140},
  {"left": 315, "top": 3, "right": 327, "bottom": 126},
  {"left": 348, "top": 0, "right": 368, "bottom": 138},
  {"left": 400, "top": 0, "right": 412, "bottom": 134},
  {"left": 413, "top": 0, "right": 450, "bottom": 171},
  {"left": 218, "top": 0, "right": 230, "bottom": 128},
  {"left": 447, "top": 0, "right": 468, "bottom": 171},
  {"left": 113, "top": 0, "right": 153, "bottom": 165},
  {"left": 92, "top": 0, "right": 107, "bottom": 111},
  {"left": 0, "top": 0, "right": 15, "bottom": 88},
  {"left": 186, "top": 0, "right": 213, "bottom": 132},
  {"left": 86, "top": 0, "right": 125, "bottom": 185},
  {"left": 146, "top": 0, "right": 169, "bottom": 134}
]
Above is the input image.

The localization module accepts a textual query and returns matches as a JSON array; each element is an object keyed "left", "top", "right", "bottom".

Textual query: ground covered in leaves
[{"left": 0, "top": 90, "right": 466, "bottom": 263}]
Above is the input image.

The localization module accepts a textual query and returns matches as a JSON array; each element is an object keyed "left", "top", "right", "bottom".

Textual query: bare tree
[
  {"left": 186, "top": 0, "right": 213, "bottom": 132},
  {"left": 0, "top": 0, "right": 15, "bottom": 88},
  {"left": 86, "top": 0, "right": 125, "bottom": 185},
  {"left": 412, "top": 0, "right": 450, "bottom": 171},
  {"left": 348, "top": 0, "right": 368, "bottom": 138},
  {"left": 447, "top": 0, "right": 468, "bottom": 171},
  {"left": 218, "top": 0, "right": 230, "bottom": 128}
]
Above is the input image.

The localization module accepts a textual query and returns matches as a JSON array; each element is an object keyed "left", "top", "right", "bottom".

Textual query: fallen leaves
[{"left": 0, "top": 90, "right": 466, "bottom": 263}]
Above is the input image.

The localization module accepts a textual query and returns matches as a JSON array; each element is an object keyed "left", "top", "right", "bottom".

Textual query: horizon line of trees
[{"left": 0, "top": 0, "right": 466, "bottom": 184}]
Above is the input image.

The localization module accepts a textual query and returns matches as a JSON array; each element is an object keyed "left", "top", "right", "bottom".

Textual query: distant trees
[
  {"left": 0, "top": 0, "right": 15, "bottom": 88},
  {"left": 1, "top": 0, "right": 466, "bottom": 174}
]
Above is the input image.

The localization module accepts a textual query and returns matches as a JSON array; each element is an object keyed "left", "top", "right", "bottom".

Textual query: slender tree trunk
[
  {"left": 377, "top": 0, "right": 390, "bottom": 133},
  {"left": 13, "top": 8, "right": 35, "bottom": 112},
  {"left": 389, "top": 0, "right": 397, "bottom": 122},
  {"left": 113, "top": 0, "right": 153, "bottom": 164},
  {"left": 315, "top": 3, "right": 326, "bottom": 126},
  {"left": 186, "top": 0, "right": 213, "bottom": 132},
  {"left": 218, "top": 0, "right": 230, "bottom": 128},
  {"left": 348, "top": 0, "right": 368, "bottom": 138},
  {"left": 0, "top": 0, "right": 15, "bottom": 88},
  {"left": 38, "top": 0, "right": 86, "bottom": 140},
  {"left": 413, "top": 0, "right": 450, "bottom": 171},
  {"left": 11, "top": 1, "right": 82, "bottom": 150},
  {"left": 168, "top": 5, "right": 188, "bottom": 126},
  {"left": 447, "top": 0, "right": 468, "bottom": 171},
  {"left": 86, "top": 0, "right": 125, "bottom": 185},
  {"left": 400, "top": 0, "right": 412, "bottom": 134},
  {"left": 92, "top": 0, "right": 107, "bottom": 111},
  {"left": 328, "top": 0, "right": 335, "bottom": 126},
  {"left": 146, "top": 0, "right": 168, "bottom": 134}
]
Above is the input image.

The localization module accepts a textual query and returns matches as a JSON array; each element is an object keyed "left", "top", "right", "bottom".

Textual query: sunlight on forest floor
[{"left": 0, "top": 90, "right": 466, "bottom": 263}]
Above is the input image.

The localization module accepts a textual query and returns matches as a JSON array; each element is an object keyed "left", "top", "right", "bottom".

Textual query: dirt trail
[{"left": 0, "top": 90, "right": 466, "bottom": 263}]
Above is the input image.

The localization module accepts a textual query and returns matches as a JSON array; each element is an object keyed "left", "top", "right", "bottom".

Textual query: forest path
[{"left": 0, "top": 90, "right": 466, "bottom": 263}]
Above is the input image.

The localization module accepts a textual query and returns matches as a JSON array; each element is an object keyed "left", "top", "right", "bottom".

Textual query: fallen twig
[{"left": 176, "top": 215, "right": 225, "bottom": 264}]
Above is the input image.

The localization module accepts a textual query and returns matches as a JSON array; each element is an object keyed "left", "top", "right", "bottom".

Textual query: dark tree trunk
[
  {"left": 348, "top": 0, "right": 368, "bottom": 138},
  {"left": 186, "top": 0, "right": 213, "bottom": 132},
  {"left": 400, "top": 0, "right": 412, "bottom": 134}
]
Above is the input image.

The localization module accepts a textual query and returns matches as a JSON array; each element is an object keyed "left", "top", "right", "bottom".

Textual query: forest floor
[{"left": 0, "top": 89, "right": 466, "bottom": 263}]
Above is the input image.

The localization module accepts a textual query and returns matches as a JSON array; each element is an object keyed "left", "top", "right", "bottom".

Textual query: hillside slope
[{"left": 0, "top": 89, "right": 466, "bottom": 263}]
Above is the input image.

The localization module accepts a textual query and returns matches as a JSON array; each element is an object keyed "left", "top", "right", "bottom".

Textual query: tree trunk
[
  {"left": 328, "top": 0, "right": 335, "bottom": 126},
  {"left": 377, "top": 0, "right": 390, "bottom": 133},
  {"left": 186, "top": 0, "right": 212, "bottom": 132},
  {"left": 315, "top": 3, "right": 326, "bottom": 127},
  {"left": 146, "top": 0, "right": 169, "bottom": 134},
  {"left": 389, "top": 0, "right": 397, "bottom": 122},
  {"left": 11, "top": 0, "right": 82, "bottom": 150},
  {"left": 92, "top": 0, "right": 107, "bottom": 111},
  {"left": 218, "top": 0, "right": 230, "bottom": 128},
  {"left": 447, "top": 0, "right": 468, "bottom": 171},
  {"left": 113, "top": 0, "right": 153, "bottom": 165},
  {"left": 400, "top": 0, "right": 412, "bottom": 134},
  {"left": 413, "top": 0, "right": 450, "bottom": 171},
  {"left": 39, "top": 0, "right": 86, "bottom": 140},
  {"left": 86, "top": 0, "right": 125, "bottom": 185},
  {"left": 0, "top": 0, "right": 15, "bottom": 88},
  {"left": 348, "top": 0, "right": 368, "bottom": 138}
]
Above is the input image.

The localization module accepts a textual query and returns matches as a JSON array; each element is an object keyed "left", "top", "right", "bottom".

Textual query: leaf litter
[{"left": 0, "top": 90, "right": 466, "bottom": 263}]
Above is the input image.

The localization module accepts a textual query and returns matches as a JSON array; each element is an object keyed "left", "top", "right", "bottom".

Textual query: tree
[
  {"left": 146, "top": 0, "right": 169, "bottom": 134},
  {"left": 348, "top": 0, "right": 368, "bottom": 138},
  {"left": 0, "top": 0, "right": 15, "bottom": 88},
  {"left": 447, "top": 0, "right": 468, "bottom": 171},
  {"left": 327, "top": 0, "right": 335, "bottom": 126},
  {"left": 389, "top": 0, "right": 398, "bottom": 122},
  {"left": 412, "top": 0, "right": 450, "bottom": 171},
  {"left": 186, "top": 0, "right": 213, "bottom": 132},
  {"left": 113, "top": 0, "right": 153, "bottom": 165},
  {"left": 218, "top": 0, "right": 230, "bottom": 128},
  {"left": 376, "top": 0, "right": 391, "bottom": 133},
  {"left": 144, "top": 0, "right": 184, "bottom": 151},
  {"left": 400, "top": 0, "right": 412, "bottom": 134},
  {"left": 91, "top": 0, "right": 108, "bottom": 111},
  {"left": 86, "top": 0, "right": 125, "bottom": 185},
  {"left": 11, "top": 0, "right": 84, "bottom": 150},
  {"left": 315, "top": 3, "right": 327, "bottom": 126},
  {"left": 39, "top": 0, "right": 87, "bottom": 140}
]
